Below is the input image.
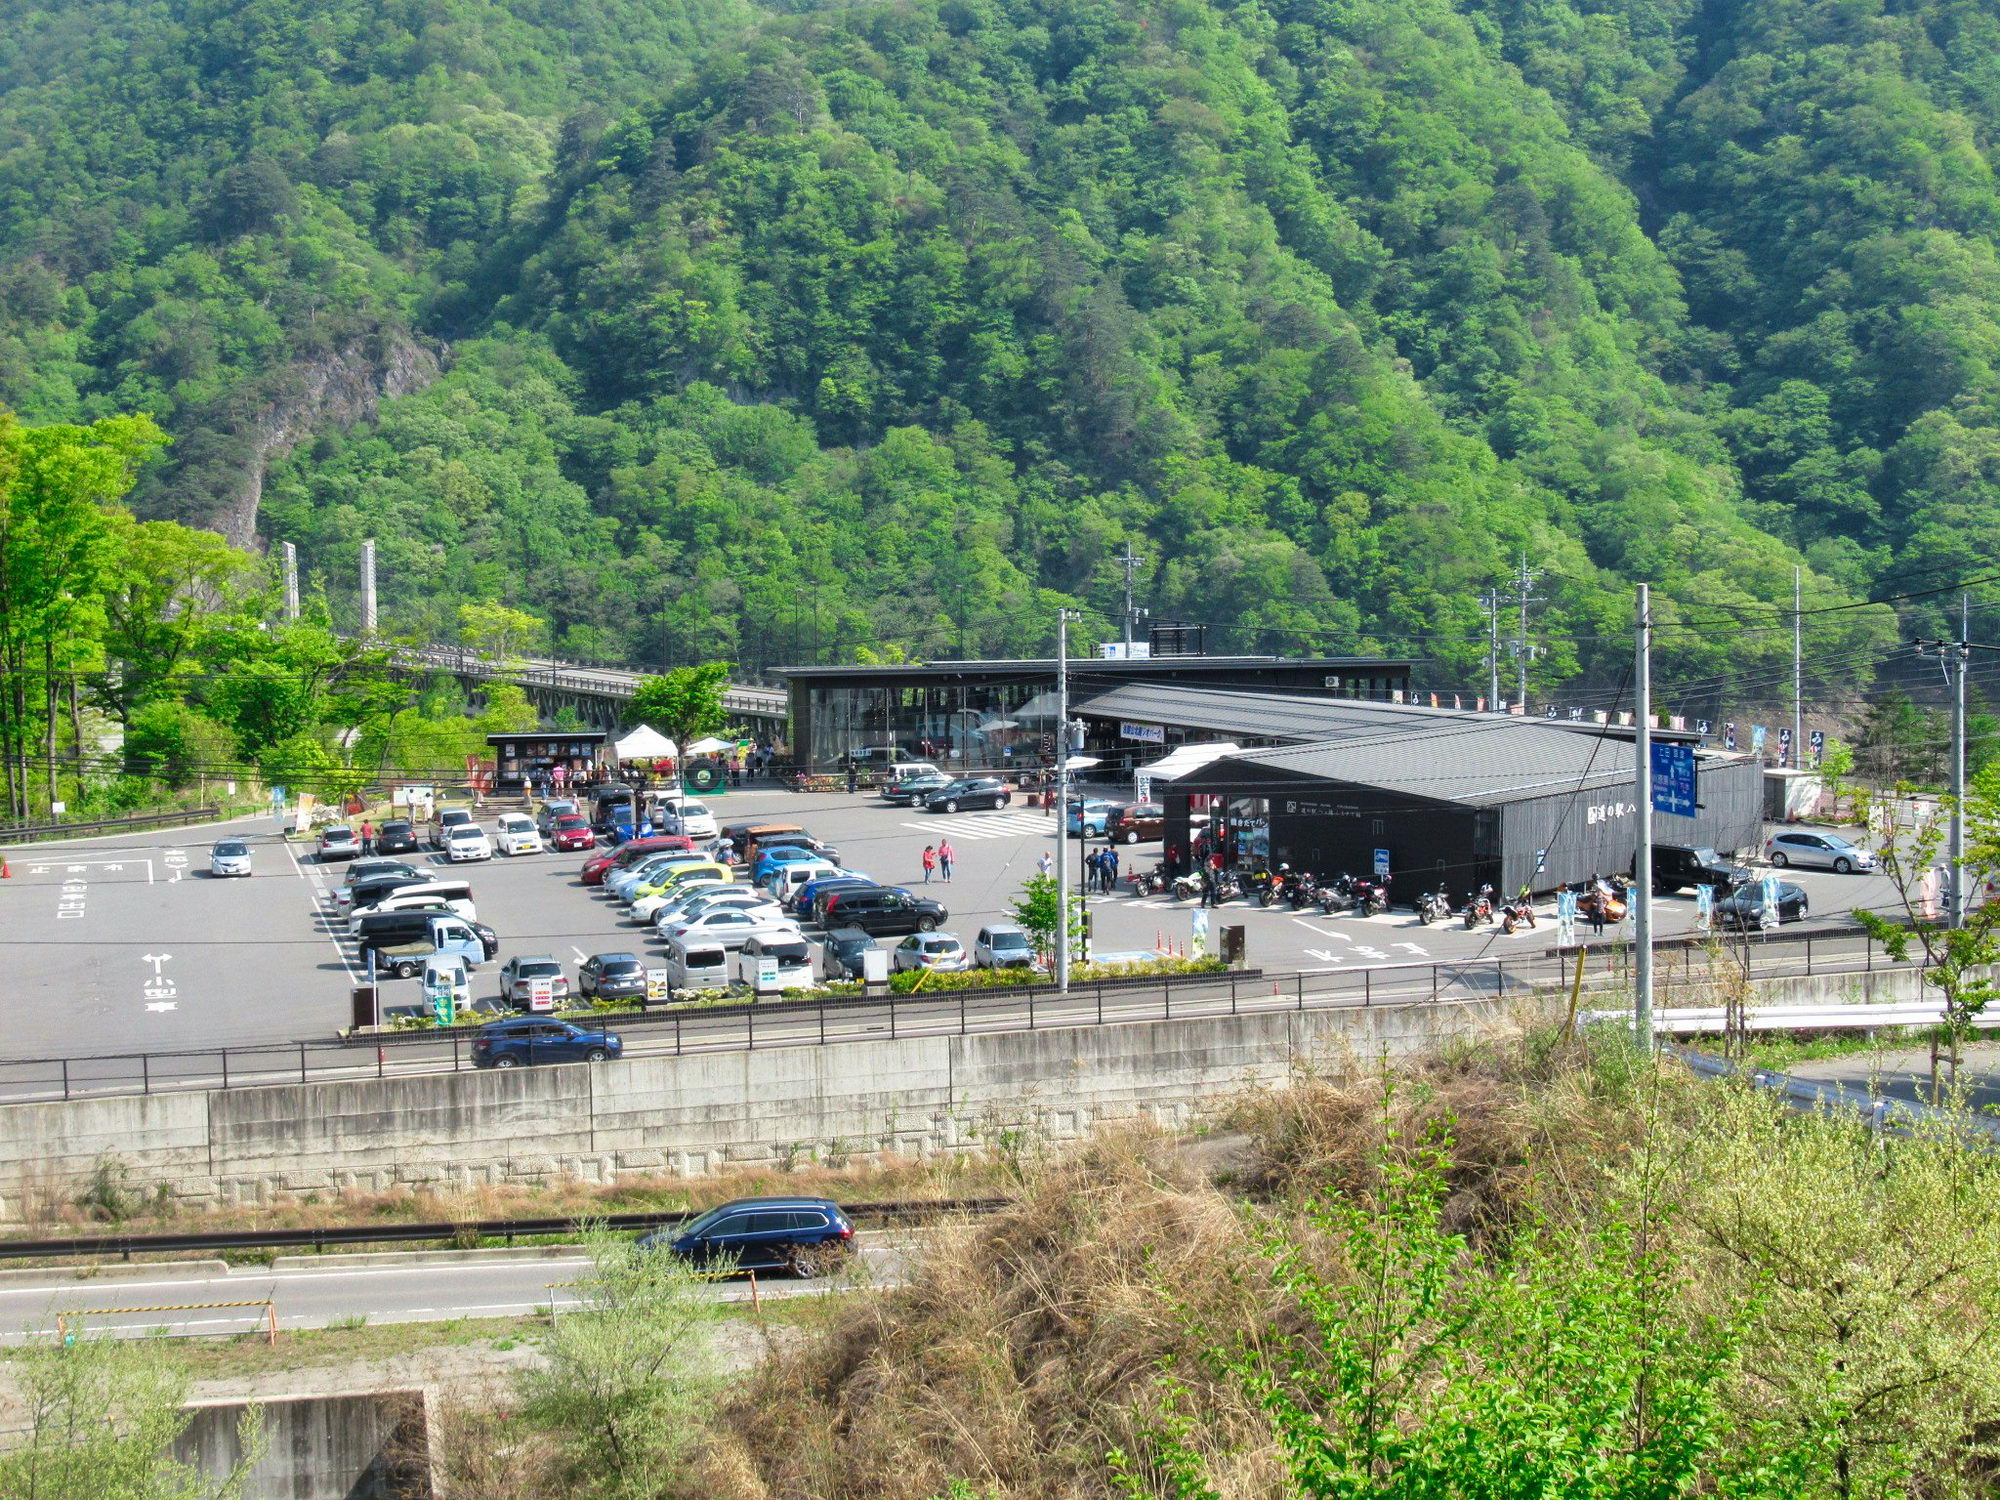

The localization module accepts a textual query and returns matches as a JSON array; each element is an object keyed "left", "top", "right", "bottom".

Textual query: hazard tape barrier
[{"left": 53, "top": 1299, "right": 278, "bottom": 1345}]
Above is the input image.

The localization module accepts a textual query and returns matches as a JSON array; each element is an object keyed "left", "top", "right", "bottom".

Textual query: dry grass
[{"left": 672, "top": 1029, "right": 1697, "bottom": 1500}]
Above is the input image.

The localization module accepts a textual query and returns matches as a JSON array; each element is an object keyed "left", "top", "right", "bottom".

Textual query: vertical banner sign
[
  {"left": 1778, "top": 727, "right": 1794, "bottom": 766},
  {"left": 1651, "top": 742, "right": 1697, "bottom": 818},
  {"left": 1751, "top": 725, "right": 1768, "bottom": 756},
  {"left": 1696, "top": 720, "right": 1711, "bottom": 738},
  {"left": 1555, "top": 889, "right": 1578, "bottom": 947},
  {"left": 1810, "top": 729, "right": 1825, "bottom": 767},
  {"left": 1759, "top": 874, "right": 1782, "bottom": 931},
  {"left": 1190, "top": 907, "right": 1211, "bottom": 958},
  {"left": 1724, "top": 722, "right": 1738, "bottom": 751},
  {"left": 1694, "top": 884, "right": 1713, "bottom": 932}
]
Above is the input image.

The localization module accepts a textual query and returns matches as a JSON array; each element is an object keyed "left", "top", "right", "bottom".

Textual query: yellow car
[{"left": 629, "top": 861, "right": 730, "bottom": 905}]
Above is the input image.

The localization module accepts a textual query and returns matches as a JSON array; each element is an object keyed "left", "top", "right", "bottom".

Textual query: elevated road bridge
[{"left": 389, "top": 644, "right": 788, "bottom": 732}]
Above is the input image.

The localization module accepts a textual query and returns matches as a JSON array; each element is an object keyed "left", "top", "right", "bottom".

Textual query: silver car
[
  {"left": 1764, "top": 830, "right": 1876, "bottom": 874},
  {"left": 208, "top": 839, "right": 253, "bottom": 877}
]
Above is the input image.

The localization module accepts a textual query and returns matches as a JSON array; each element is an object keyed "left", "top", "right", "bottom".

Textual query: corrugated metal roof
[
  {"left": 1175, "top": 719, "right": 1644, "bottom": 806},
  {"left": 1077, "top": 684, "right": 1477, "bottom": 742}
]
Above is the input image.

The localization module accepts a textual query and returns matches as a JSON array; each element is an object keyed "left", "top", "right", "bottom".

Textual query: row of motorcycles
[{"left": 1129, "top": 864, "right": 1541, "bottom": 933}]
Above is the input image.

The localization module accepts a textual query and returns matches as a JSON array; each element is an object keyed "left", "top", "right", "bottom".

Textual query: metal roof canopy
[
  {"left": 1077, "top": 683, "right": 1706, "bottom": 749},
  {"left": 1176, "top": 719, "right": 1742, "bottom": 809},
  {"left": 773, "top": 655, "right": 1415, "bottom": 684}
]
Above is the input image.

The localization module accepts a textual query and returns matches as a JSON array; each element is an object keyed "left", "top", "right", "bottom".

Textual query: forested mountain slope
[{"left": 6, "top": 0, "right": 1997, "bottom": 702}]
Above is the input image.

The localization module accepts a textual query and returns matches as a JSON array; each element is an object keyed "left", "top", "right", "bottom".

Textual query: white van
[
  {"left": 735, "top": 933, "right": 815, "bottom": 994},
  {"left": 661, "top": 934, "right": 732, "bottom": 994},
  {"left": 348, "top": 881, "right": 475, "bottom": 931},
  {"left": 495, "top": 813, "right": 541, "bottom": 856},
  {"left": 886, "top": 760, "right": 943, "bottom": 783},
  {"left": 762, "top": 858, "right": 840, "bottom": 903}
]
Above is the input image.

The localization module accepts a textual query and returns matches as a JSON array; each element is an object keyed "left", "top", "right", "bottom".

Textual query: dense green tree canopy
[{"left": 8, "top": 0, "right": 1996, "bottom": 712}]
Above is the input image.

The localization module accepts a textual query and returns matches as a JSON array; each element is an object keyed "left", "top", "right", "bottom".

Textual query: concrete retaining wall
[
  {"left": 0, "top": 997, "right": 1519, "bottom": 1218},
  {"left": 174, "top": 1390, "right": 432, "bottom": 1499}
]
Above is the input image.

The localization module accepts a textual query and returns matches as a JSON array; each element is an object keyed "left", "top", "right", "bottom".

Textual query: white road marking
[
  {"left": 145, "top": 1001, "right": 177, "bottom": 1012},
  {"left": 1290, "top": 917, "right": 1351, "bottom": 941},
  {"left": 1304, "top": 949, "right": 1344, "bottom": 964},
  {"left": 571, "top": 946, "right": 588, "bottom": 963}
]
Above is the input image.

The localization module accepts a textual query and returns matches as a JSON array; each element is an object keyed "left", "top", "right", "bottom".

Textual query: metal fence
[
  {"left": 0, "top": 933, "right": 1916, "bottom": 1106},
  {"left": 0, "top": 806, "right": 222, "bottom": 847}
]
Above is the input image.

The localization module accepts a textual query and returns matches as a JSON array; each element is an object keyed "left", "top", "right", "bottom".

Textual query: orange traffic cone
[{"left": 1, "top": 858, "right": 10, "bottom": 878}]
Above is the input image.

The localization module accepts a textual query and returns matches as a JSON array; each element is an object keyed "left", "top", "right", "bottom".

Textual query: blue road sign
[{"left": 1651, "top": 741, "right": 1696, "bottom": 818}]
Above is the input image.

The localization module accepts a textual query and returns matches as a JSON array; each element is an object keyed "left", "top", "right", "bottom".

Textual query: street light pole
[
  {"left": 1634, "top": 583, "right": 1654, "bottom": 1051},
  {"left": 1055, "top": 609, "right": 1079, "bottom": 992}
]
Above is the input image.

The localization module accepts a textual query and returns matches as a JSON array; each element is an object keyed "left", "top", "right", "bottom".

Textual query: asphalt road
[
  {"left": 0, "top": 1236, "right": 910, "bottom": 1341},
  {"left": 0, "top": 789, "right": 1901, "bottom": 1074}
]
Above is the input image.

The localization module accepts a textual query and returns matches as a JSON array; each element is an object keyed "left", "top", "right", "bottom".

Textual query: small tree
[
  {"left": 1850, "top": 787, "right": 2000, "bottom": 1099},
  {"left": 1012, "top": 873, "right": 1084, "bottom": 966},
  {"left": 0, "top": 1334, "right": 264, "bottom": 1499},
  {"left": 517, "top": 1226, "right": 728, "bottom": 1498},
  {"left": 627, "top": 662, "right": 732, "bottom": 750},
  {"left": 458, "top": 601, "right": 546, "bottom": 667}
]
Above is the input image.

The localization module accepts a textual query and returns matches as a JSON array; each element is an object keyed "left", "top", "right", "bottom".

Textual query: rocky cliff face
[{"left": 138, "top": 334, "right": 442, "bottom": 549}]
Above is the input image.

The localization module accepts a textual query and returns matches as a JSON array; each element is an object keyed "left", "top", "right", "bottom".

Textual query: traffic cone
[{"left": 2, "top": 858, "right": 10, "bottom": 877}]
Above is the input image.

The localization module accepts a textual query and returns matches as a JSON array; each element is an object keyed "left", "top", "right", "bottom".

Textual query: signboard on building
[
  {"left": 1373, "top": 848, "right": 1392, "bottom": 880},
  {"left": 1121, "top": 722, "right": 1166, "bottom": 744},
  {"left": 1651, "top": 742, "right": 1697, "bottom": 818}
]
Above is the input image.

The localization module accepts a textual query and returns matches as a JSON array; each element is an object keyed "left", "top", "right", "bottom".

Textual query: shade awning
[
  {"left": 685, "top": 736, "right": 734, "bottom": 755},
  {"left": 613, "top": 726, "right": 680, "bottom": 759},
  {"left": 1142, "top": 741, "right": 1242, "bottom": 781}
]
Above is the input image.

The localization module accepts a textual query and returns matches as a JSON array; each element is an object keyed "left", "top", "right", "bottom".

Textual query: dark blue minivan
[{"left": 639, "top": 1196, "right": 854, "bottom": 1277}]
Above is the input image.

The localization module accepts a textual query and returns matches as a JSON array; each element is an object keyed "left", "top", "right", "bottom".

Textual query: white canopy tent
[
  {"left": 685, "top": 736, "right": 735, "bottom": 755},
  {"left": 613, "top": 725, "right": 679, "bottom": 760}
]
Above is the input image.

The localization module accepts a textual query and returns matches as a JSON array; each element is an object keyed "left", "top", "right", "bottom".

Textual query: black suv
[
  {"left": 638, "top": 1196, "right": 854, "bottom": 1278},
  {"left": 374, "top": 820, "right": 419, "bottom": 855},
  {"left": 814, "top": 886, "right": 946, "bottom": 936},
  {"left": 1650, "top": 844, "right": 1751, "bottom": 896},
  {"left": 920, "top": 777, "right": 1011, "bottom": 813},
  {"left": 818, "top": 926, "right": 878, "bottom": 980}
]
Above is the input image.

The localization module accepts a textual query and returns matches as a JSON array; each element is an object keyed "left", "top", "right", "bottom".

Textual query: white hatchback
[
  {"left": 445, "top": 824, "right": 494, "bottom": 862},
  {"left": 495, "top": 813, "right": 541, "bottom": 856}
]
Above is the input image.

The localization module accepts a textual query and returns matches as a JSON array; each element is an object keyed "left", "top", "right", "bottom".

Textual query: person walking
[
  {"left": 921, "top": 844, "right": 937, "bottom": 884},
  {"left": 360, "top": 819, "right": 375, "bottom": 855},
  {"left": 1086, "top": 848, "right": 1102, "bottom": 893},
  {"left": 938, "top": 839, "right": 955, "bottom": 883},
  {"left": 1585, "top": 878, "right": 1606, "bottom": 936},
  {"left": 1037, "top": 849, "right": 1053, "bottom": 877},
  {"left": 1106, "top": 847, "right": 1120, "bottom": 892}
]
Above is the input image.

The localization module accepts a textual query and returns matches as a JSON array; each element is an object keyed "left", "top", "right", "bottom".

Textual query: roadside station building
[
  {"left": 1166, "top": 707, "right": 1763, "bottom": 900},
  {"left": 775, "top": 655, "right": 1416, "bottom": 771}
]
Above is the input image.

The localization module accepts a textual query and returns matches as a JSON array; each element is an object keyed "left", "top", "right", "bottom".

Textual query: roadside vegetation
[{"left": 418, "top": 1027, "right": 2000, "bottom": 1499}]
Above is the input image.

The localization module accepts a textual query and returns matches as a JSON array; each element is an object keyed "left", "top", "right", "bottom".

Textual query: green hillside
[{"left": 10, "top": 0, "right": 2000, "bottom": 703}]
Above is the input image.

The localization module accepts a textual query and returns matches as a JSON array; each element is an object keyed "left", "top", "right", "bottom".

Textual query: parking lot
[{"left": 0, "top": 789, "right": 1901, "bottom": 1065}]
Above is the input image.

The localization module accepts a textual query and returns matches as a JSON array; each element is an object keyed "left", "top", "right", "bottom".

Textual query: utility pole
[
  {"left": 1504, "top": 559, "right": 1545, "bottom": 711},
  {"left": 1634, "top": 583, "right": 1654, "bottom": 1051},
  {"left": 282, "top": 541, "right": 300, "bottom": 622},
  {"left": 1489, "top": 591, "right": 1502, "bottom": 711},
  {"left": 1918, "top": 605, "right": 1976, "bottom": 928},
  {"left": 359, "top": 539, "right": 377, "bottom": 636},
  {"left": 1792, "top": 566, "right": 1803, "bottom": 769},
  {"left": 1056, "top": 609, "right": 1080, "bottom": 991},
  {"left": 1118, "top": 544, "right": 1147, "bottom": 655}
]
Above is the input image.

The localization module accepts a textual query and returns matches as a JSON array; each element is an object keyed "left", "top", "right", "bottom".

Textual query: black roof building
[{"left": 1163, "top": 710, "right": 1762, "bottom": 899}]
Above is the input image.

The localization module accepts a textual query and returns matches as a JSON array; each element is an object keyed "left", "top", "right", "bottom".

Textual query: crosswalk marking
[{"left": 897, "top": 812, "right": 1054, "bottom": 841}]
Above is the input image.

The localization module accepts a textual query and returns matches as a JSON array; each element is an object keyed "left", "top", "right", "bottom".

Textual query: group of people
[
  {"left": 1086, "top": 846, "right": 1122, "bottom": 892},
  {"left": 920, "top": 841, "right": 957, "bottom": 883}
]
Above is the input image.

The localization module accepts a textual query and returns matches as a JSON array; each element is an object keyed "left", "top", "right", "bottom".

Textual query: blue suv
[
  {"left": 638, "top": 1196, "right": 855, "bottom": 1277},
  {"left": 470, "top": 1018, "right": 623, "bottom": 1069}
]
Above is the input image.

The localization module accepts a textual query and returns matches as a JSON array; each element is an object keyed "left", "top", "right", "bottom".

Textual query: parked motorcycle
[
  {"left": 1461, "top": 884, "right": 1496, "bottom": 928},
  {"left": 1499, "top": 895, "right": 1537, "bottom": 934},
  {"left": 1171, "top": 872, "right": 1204, "bottom": 902},
  {"left": 1290, "top": 873, "right": 1322, "bottom": 909},
  {"left": 1415, "top": 887, "right": 1452, "bottom": 925},
  {"left": 1214, "top": 872, "right": 1242, "bottom": 903},
  {"left": 1319, "top": 873, "right": 1354, "bottom": 915},
  {"left": 1132, "top": 865, "right": 1168, "bottom": 897},
  {"left": 1351, "top": 876, "right": 1390, "bottom": 916}
]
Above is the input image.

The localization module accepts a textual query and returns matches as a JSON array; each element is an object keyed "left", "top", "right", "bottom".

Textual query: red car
[
  {"left": 580, "top": 834, "right": 697, "bottom": 885},
  {"left": 550, "top": 814, "right": 596, "bottom": 852}
]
